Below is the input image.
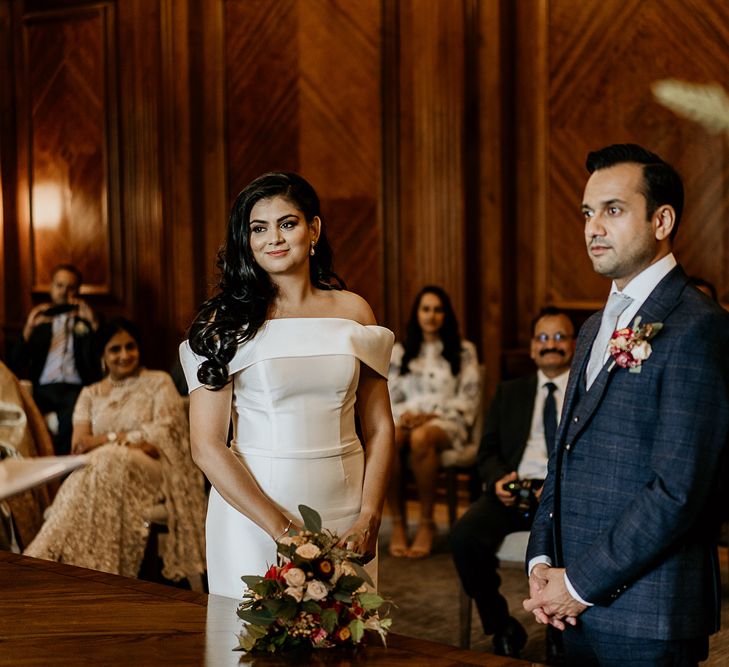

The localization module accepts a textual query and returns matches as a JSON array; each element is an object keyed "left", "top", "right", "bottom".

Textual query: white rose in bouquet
[
  {"left": 284, "top": 585, "right": 304, "bottom": 602},
  {"left": 304, "top": 580, "right": 328, "bottom": 601},
  {"left": 295, "top": 543, "right": 321, "bottom": 559},
  {"left": 283, "top": 567, "right": 306, "bottom": 587}
]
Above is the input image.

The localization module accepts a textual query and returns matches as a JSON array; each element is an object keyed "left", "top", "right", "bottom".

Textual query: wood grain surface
[{"left": 0, "top": 552, "right": 539, "bottom": 666}]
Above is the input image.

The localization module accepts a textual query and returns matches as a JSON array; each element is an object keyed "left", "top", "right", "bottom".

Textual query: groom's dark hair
[{"left": 585, "top": 143, "right": 684, "bottom": 241}]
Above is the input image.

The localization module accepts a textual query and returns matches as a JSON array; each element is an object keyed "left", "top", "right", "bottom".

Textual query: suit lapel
[
  {"left": 630, "top": 265, "right": 687, "bottom": 328},
  {"left": 556, "top": 315, "right": 598, "bottom": 446},
  {"left": 515, "top": 374, "right": 538, "bottom": 453},
  {"left": 563, "top": 265, "right": 688, "bottom": 448}
]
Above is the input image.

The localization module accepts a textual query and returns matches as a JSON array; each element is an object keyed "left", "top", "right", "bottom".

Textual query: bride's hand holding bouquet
[{"left": 235, "top": 505, "right": 392, "bottom": 655}]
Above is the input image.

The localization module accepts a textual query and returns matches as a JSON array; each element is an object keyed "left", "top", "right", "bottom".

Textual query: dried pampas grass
[{"left": 652, "top": 79, "right": 729, "bottom": 136}]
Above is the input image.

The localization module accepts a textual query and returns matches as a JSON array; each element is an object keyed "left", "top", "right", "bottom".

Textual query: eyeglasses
[{"left": 534, "top": 332, "right": 572, "bottom": 343}]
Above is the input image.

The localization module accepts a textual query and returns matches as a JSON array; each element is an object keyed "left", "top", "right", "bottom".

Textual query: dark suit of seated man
[
  {"left": 9, "top": 264, "right": 100, "bottom": 456},
  {"left": 451, "top": 306, "right": 575, "bottom": 660}
]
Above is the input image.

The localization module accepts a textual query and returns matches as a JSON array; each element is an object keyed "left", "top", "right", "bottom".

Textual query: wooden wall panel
[
  {"left": 2, "top": 0, "right": 197, "bottom": 368},
  {"left": 5, "top": 0, "right": 724, "bottom": 386},
  {"left": 223, "top": 0, "right": 384, "bottom": 318},
  {"left": 0, "top": 0, "right": 12, "bottom": 349},
  {"left": 21, "top": 5, "right": 116, "bottom": 294},
  {"left": 224, "top": 0, "right": 299, "bottom": 193},
  {"left": 475, "top": 0, "right": 513, "bottom": 392},
  {"left": 298, "top": 0, "right": 382, "bottom": 316},
  {"left": 190, "top": 0, "right": 227, "bottom": 298},
  {"left": 520, "top": 0, "right": 729, "bottom": 334},
  {"left": 395, "top": 0, "right": 468, "bottom": 335},
  {"left": 115, "top": 0, "right": 197, "bottom": 364},
  {"left": 159, "top": 0, "right": 197, "bottom": 339}
]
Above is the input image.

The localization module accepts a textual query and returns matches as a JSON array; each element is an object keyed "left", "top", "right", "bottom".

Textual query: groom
[{"left": 523, "top": 144, "right": 729, "bottom": 666}]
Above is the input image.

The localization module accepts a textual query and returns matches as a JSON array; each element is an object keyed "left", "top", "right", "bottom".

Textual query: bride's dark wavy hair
[{"left": 188, "top": 172, "right": 344, "bottom": 390}]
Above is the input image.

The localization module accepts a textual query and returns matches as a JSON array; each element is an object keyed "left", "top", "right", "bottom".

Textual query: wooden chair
[
  {"left": 142, "top": 498, "right": 205, "bottom": 592},
  {"left": 18, "top": 380, "right": 59, "bottom": 436},
  {"left": 439, "top": 365, "right": 486, "bottom": 528},
  {"left": 0, "top": 441, "right": 22, "bottom": 552},
  {"left": 397, "top": 365, "right": 486, "bottom": 529},
  {"left": 141, "top": 396, "right": 205, "bottom": 592},
  {"left": 719, "top": 521, "right": 729, "bottom": 587}
]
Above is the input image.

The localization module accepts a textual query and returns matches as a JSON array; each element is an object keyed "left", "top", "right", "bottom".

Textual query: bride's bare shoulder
[{"left": 324, "top": 290, "right": 377, "bottom": 326}]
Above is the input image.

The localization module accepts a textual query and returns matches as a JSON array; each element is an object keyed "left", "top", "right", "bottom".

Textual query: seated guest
[
  {"left": 25, "top": 318, "right": 206, "bottom": 582},
  {"left": 450, "top": 307, "right": 575, "bottom": 660},
  {"left": 9, "top": 264, "right": 101, "bottom": 455},
  {"left": 387, "top": 285, "right": 480, "bottom": 558},
  {"left": 0, "top": 360, "right": 55, "bottom": 550}
]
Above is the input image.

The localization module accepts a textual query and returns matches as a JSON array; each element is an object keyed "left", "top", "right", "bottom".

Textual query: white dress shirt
[
  {"left": 590, "top": 253, "right": 677, "bottom": 370},
  {"left": 38, "top": 314, "right": 83, "bottom": 386},
  {"left": 517, "top": 369, "right": 570, "bottom": 479}
]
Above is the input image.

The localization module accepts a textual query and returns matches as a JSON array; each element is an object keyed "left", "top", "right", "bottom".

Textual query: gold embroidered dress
[{"left": 25, "top": 369, "right": 206, "bottom": 580}]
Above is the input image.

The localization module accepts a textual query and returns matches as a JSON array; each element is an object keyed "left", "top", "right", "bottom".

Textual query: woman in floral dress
[{"left": 387, "top": 286, "right": 480, "bottom": 558}]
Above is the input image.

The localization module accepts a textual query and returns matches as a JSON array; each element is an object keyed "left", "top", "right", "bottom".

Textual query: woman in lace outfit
[
  {"left": 387, "top": 286, "right": 480, "bottom": 558},
  {"left": 25, "top": 318, "right": 206, "bottom": 581}
]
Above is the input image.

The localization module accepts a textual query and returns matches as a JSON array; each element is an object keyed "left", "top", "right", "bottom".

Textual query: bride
[{"left": 179, "top": 172, "right": 395, "bottom": 598}]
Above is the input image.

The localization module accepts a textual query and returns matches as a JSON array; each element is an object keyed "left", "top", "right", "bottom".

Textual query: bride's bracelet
[{"left": 275, "top": 519, "right": 293, "bottom": 542}]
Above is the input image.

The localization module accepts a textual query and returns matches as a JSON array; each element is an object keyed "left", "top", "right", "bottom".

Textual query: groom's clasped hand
[{"left": 523, "top": 563, "right": 585, "bottom": 630}]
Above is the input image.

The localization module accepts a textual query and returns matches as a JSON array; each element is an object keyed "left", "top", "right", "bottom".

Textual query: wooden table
[
  {"left": 0, "top": 456, "right": 87, "bottom": 501},
  {"left": 0, "top": 552, "right": 541, "bottom": 666}
]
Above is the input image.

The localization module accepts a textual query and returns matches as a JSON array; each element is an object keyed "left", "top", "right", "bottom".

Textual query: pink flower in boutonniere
[{"left": 609, "top": 316, "right": 663, "bottom": 374}]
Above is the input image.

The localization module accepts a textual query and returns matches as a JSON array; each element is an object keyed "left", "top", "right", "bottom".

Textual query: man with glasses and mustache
[{"left": 451, "top": 306, "right": 575, "bottom": 661}]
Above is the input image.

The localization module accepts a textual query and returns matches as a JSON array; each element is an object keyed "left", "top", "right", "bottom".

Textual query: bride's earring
[{"left": 310, "top": 241, "right": 316, "bottom": 256}]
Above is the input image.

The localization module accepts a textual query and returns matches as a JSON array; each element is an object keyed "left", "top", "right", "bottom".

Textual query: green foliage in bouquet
[{"left": 235, "top": 505, "right": 392, "bottom": 654}]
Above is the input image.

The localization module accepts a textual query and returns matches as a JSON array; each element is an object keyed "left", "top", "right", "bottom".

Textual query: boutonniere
[
  {"left": 608, "top": 316, "right": 663, "bottom": 374},
  {"left": 73, "top": 320, "right": 90, "bottom": 336}
]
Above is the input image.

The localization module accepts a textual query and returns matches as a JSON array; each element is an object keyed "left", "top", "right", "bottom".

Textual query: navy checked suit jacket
[{"left": 527, "top": 265, "right": 729, "bottom": 640}]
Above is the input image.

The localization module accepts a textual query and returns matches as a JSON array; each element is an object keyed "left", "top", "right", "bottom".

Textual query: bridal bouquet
[{"left": 235, "top": 505, "right": 392, "bottom": 654}]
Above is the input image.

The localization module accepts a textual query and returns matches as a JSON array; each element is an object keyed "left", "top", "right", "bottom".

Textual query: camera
[
  {"left": 505, "top": 478, "right": 543, "bottom": 519},
  {"left": 44, "top": 303, "right": 78, "bottom": 316}
]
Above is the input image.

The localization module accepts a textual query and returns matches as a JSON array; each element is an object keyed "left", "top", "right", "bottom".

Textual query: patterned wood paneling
[
  {"left": 22, "top": 6, "right": 115, "bottom": 293},
  {"left": 115, "top": 0, "right": 181, "bottom": 365},
  {"left": 475, "top": 0, "right": 512, "bottom": 394},
  {"left": 159, "top": 0, "right": 198, "bottom": 338},
  {"left": 4, "top": 0, "right": 197, "bottom": 367},
  {"left": 540, "top": 0, "right": 729, "bottom": 309},
  {"left": 396, "top": 0, "right": 467, "bottom": 334},
  {"left": 224, "top": 0, "right": 299, "bottom": 193},
  {"left": 223, "top": 0, "right": 383, "bottom": 317},
  {"left": 0, "top": 0, "right": 11, "bottom": 345}
]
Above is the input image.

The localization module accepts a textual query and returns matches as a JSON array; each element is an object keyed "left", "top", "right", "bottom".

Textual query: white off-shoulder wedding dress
[{"left": 179, "top": 318, "right": 394, "bottom": 599}]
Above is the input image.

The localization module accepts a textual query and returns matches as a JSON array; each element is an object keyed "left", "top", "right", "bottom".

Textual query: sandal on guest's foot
[
  {"left": 406, "top": 521, "right": 435, "bottom": 558},
  {"left": 388, "top": 517, "right": 409, "bottom": 557}
]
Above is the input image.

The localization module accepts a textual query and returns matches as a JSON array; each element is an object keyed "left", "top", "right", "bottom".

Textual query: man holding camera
[
  {"left": 451, "top": 306, "right": 575, "bottom": 660},
  {"left": 10, "top": 264, "right": 100, "bottom": 455}
]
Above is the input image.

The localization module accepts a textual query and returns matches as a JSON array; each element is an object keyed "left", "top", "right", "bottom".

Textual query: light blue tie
[{"left": 586, "top": 292, "right": 633, "bottom": 389}]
